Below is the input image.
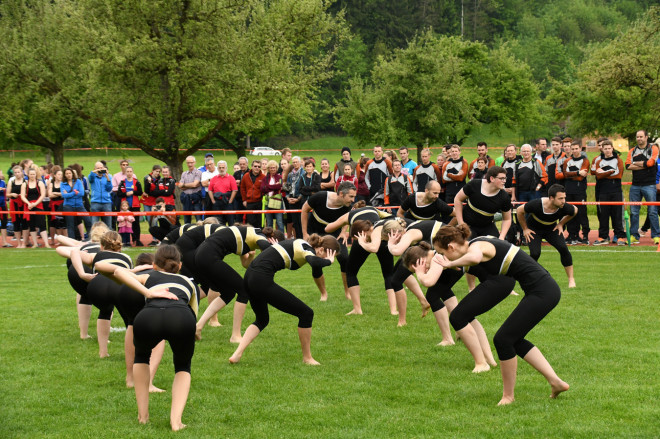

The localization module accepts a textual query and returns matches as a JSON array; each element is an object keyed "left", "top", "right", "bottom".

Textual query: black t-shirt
[
  {"left": 177, "top": 224, "right": 225, "bottom": 251},
  {"left": 400, "top": 194, "right": 453, "bottom": 221},
  {"left": 162, "top": 224, "right": 195, "bottom": 245},
  {"left": 201, "top": 225, "right": 271, "bottom": 256},
  {"left": 249, "top": 239, "right": 331, "bottom": 274},
  {"left": 406, "top": 220, "right": 445, "bottom": 244},
  {"left": 523, "top": 198, "right": 576, "bottom": 231},
  {"left": 462, "top": 179, "right": 512, "bottom": 228},
  {"left": 144, "top": 270, "right": 200, "bottom": 316},
  {"left": 307, "top": 192, "right": 351, "bottom": 237},
  {"left": 348, "top": 206, "right": 390, "bottom": 225},
  {"left": 92, "top": 251, "right": 133, "bottom": 273}
]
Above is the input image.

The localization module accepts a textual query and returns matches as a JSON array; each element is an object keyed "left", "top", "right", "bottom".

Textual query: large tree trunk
[{"left": 51, "top": 142, "right": 65, "bottom": 167}]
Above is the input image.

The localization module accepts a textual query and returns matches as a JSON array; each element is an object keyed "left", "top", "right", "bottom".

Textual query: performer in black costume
[
  {"left": 433, "top": 224, "right": 569, "bottom": 405},
  {"left": 516, "top": 184, "right": 577, "bottom": 288},
  {"left": 228, "top": 234, "right": 339, "bottom": 365},
  {"left": 109, "top": 245, "right": 199, "bottom": 431}
]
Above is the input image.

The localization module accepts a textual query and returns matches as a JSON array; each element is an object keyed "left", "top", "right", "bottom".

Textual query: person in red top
[
  {"left": 208, "top": 160, "right": 238, "bottom": 226},
  {"left": 335, "top": 162, "right": 359, "bottom": 191},
  {"left": 154, "top": 166, "right": 176, "bottom": 207},
  {"left": 142, "top": 165, "right": 161, "bottom": 229},
  {"left": 117, "top": 166, "right": 144, "bottom": 246},
  {"left": 240, "top": 160, "right": 266, "bottom": 228}
]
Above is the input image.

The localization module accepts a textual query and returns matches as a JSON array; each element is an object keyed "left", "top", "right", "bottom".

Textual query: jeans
[
  {"left": 629, "top": 184, "right": 659, "bottom": 238},
  {"left": 517, "top": 190, "right": 540, "bottom": 202},
  {"left": 265, "top": 210, "right": 284, "bottom": 233},
  {"left": 180, "top": 192, "right": 203, "bottom": 224},
  {"left": 90, "top": 202, "right": 112, "bottom": 228},
  {"left": 63, "top": 205, "right": 91, "bottom": 238},
  {"left": 143, "top": 205, "right": 153, "bottom": 225}
]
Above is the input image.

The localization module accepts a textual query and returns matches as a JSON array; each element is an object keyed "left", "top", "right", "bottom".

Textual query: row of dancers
[{"left": 56, "top": 174, "right": 572, "bottom": 430}]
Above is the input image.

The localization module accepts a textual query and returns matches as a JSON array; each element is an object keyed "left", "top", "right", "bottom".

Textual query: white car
[{"left": 250, "top": 146, "right": 281, "bottom": 156}]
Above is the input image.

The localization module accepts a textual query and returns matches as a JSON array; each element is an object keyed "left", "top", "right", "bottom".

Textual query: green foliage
[
  {"left": 549, "top": 6, "right": 660, "bottom": 138},
  {"left": 336, "top": 31, "right": 540, "bottom": 154}
]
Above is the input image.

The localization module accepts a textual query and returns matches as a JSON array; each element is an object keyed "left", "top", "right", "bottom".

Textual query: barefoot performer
[
  {"left": 433, "top": 225, "right": 569, "bottom": 405},
  {"left": 229, "top": 235, "right": 339, "bottom": 365},
  {"left": 516, "top": 184, "right": 577, "bottom": 288}
]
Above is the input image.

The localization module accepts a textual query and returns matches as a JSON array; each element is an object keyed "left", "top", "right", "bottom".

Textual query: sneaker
[
  {"left": 639, "top": 229, "right": 648, "bottom": 237},
  {"left": 135, "top": 241, "right": 145, "bottom": 247},
  {"left": 580, "top": 238, "right": 590, "bottom": 245},
  {"left": 148, "top": 240, "right": 159, "bottom": 247},
  {"left": 654, "top": 237, "right": 660, "bottom": 245},
  {"left": 593, "top": 238, "right": 609, "bottom": 246},
  {"left": 617, "top": 238, "right": 627, "bottom": 246},
  {"left": 630, "top": 236, "right": 640, "bottom": 244}
]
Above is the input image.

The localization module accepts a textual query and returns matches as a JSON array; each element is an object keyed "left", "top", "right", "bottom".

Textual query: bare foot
[
  {"left": 344, "top": 291, "right": 351, "bottom": 300},
  {"left": 303, "top": 358, "right": 321, "bottom": 366},
  {"left": 229, "top": 335, "right": 242, "bottom": 344},
  {"left": 126, "top": 379, "right": 134, "bottom": 388},
  {"left": 550, "top": 380, "right": 570, "bottom": 399},
  {"left": 397, "top": 321, "right": 407, "bottom": 327},
  {"left": 497, "top": 396, "right": 515, "bottom": 406},
  {"left": 421, "top": 303, "right": 431, "bottom": 318},
  {"left": 149, "top": 384, "right": 165, "bottom": 393},
  {"left": 209, "top": 320, "right": 222, "bottom": 327},
  {"left": 320, "top": 293, "right": 328, "bottom": 302},
  {"left": 487, "top": 359, "right": 498, "bottom": 367},
  {"left": 80, "top": 334, "right": 91, "bottom": 340},
  {"left": 345, "top": 309, "right": 363, "bottom": 316},
  {"left": 171, "top": 423, "right": 187, "bottom": 431},
  {"left": 509, "top": 290, "right": 519, "bottom": 296},
  {"left": 390, "top": 310, "right": 399, "bottom": 316},
  {"left": 99, "top": 352, "right": 110, "bottom": 358},
  {"left": 138, "top": 416, "right": 149, "bottom": 425},
  {"left": 228, "top": 354, "right": 241, "bottom": 364},
  {"left": 195, "top": 327, "right": 202, "bottom": 341},
  {"left": 568, "top": 280, "right": 576, "bottom": 288},
  {"left": 437, "top": 339, "right": 455, "bottom": 347},
  {"left": 472, "top": 363, "right": 490, "bottom": 373}
]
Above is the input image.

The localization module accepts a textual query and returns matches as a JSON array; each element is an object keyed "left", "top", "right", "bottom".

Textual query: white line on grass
[{"left": 0, "top": 264, "right": 67, "bottom": 270}]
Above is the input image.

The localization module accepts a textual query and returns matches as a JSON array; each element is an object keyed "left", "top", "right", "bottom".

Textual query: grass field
[{"left": 1, "top": 244, "right": 659, "bottom": 438}]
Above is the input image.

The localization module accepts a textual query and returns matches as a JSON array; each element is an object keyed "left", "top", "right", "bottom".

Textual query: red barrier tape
[{"left": 6, "top": 200, "right": 660, "bottom": 216}]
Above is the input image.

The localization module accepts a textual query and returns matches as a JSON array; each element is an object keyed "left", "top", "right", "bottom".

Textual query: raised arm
[{"left": 325, "top": 211, "right": 350, "bottom": 234}]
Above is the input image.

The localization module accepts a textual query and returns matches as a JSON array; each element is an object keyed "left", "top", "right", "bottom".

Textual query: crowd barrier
[{"left": 5, "top": 200, "right": 660, "bottom": 217}]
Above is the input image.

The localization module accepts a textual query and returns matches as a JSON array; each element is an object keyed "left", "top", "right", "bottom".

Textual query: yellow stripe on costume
[
  {"left": 312, "top": 210, "right": 330, "bottom": 225},
  {"left": 530, "top": 214, "right": 557, "bottom": 226},
  {"left": 245, "top": 227, "right": 268, "bottom": 250},
  {"left": 467, "top": 199, "right": 495, "bottom": 216},
  {"left": 229, "top": 226, "right": 244, "bottom": 255},
  {"left": 499, "top": 245, "right": 519, "bottom": 275},
  {"left": 272, "top": 243, "right": 292, "bottom": 269},
  {"left": 293, "top": 240, "right": 315, "bottom": 268}
]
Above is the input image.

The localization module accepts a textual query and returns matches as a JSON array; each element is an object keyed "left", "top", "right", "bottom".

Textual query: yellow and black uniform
[
  {"left": 176, "top": 223, "right": 225, "bottom": 288},
  {"left": 133, "top": 270, "right": 200, "bottom": 373},
  {"left": 346, "top": 208, "right": 394, "bottom": 290},
  {"left": 194, "top": 226, "right": 272, "bottom": 305},
  {"left": 117, "top": 268, "right": 153, "bottom": 326},
  {"left": 461, "top": 179, "right": 512, "bottom": 238},
  {"left": 523, "top": 198, "right": 576, "bottom": 267},
  {"left": 67, "top": 242, "right": 101, "bottom": 306},
  {"left": 161, "top": 223, "right": 196, "bottom": 245},
  {"left": 400, "top": 194, "right": 453, "bottom": 221},
  {"left": 88, "top": 251, "right": 133, "bottom": 321},
  {"left": 305, "top": 191, "right": 350, "bottom": 276},
  {"left": 452, "top": 236, "right": 560, "bottom": 361},
  {"left": 245, "top": 239, "right": 331, "bottom": 331}
]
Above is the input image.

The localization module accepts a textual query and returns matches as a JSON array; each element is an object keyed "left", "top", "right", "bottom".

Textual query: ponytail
[
  {"left": 100, "top": 231, "right": 122, "bottom": 252},
  {"left": 432, "top": 224, "right": 471, "bottom": 250}
]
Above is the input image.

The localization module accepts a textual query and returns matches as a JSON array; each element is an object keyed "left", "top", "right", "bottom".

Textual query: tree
[
  {"left": 0, "top": 0, "right": 346, "bottom": 176},
  {"left": 549, "top": 7, "right": 660, "bottom": 139},
  {"left": 336, "top": 31, "right": 540, "bottom": 159}
]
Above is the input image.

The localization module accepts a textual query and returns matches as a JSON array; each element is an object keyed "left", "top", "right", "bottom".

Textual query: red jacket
[
  {"left": 240, "top": 171, "right": 265, "bottom": 203},
  {"left": 117, "top": 178, "right": 144, "bottom": 208}
]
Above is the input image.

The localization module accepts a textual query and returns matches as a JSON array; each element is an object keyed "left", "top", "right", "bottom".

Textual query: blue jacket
[
  {"left": 88, "top": 172, "right": 113, "bottom": 204},
  {"left": 61, "top": 180, "right": 85, "bottom": 208}
]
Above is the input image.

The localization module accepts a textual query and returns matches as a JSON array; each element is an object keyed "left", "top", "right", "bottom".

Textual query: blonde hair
[
  {"left": 90, "top": 222, "right": 110, "bottom": 243},
  {"left": 380, "top": 218, "right": 407, "bottom": 241},
  {"left": 100, "top": 231, "right": 122, "bottom": 252}
]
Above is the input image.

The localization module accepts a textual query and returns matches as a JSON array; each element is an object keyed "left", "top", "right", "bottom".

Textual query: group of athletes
[{"left": 55, "top": 171, "right": 573, "bottom": 430}]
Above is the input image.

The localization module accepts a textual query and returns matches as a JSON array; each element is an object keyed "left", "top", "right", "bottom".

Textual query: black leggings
[
  {"left": 86, "top": 276, "right": 119, "bottom": 321},
  {"left": 450, "top": 275, "right": 560, "bottom": 361},
  {"left": 194, "top": 248, "right": 245, "bottom": 305},
  {"left": 527, "top": 228, "right": 573, "bottom": 267},
  {"left": 133, "top": 305, "right": 196, "bottom": 373},
  {"left": 245, "top": 269, "right": 314, "bottom": 331},
  {"left": 25, "top": 208, "right": 46, "bottom": 232},
  {"left": 118, "top": 285, "right": 146, "bottom": 326},
  {"left": 311, "top": 240, "right": 348, "bottom": 279},
  {"left": 68, "top": 265, "right": 94, "bottom": 306},
  {"left": 346, "top": 240, "right": 393, "bottom": 290},
  {"left": 391, "top": 259, "right": 457, "bottom": 312}
]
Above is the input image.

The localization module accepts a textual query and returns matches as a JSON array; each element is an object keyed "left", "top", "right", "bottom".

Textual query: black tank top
[
  {"left": 10, "top": 179, "right": 23, "bottom": 195},
  {"left": 177, "top": 224, "right": 225, "bottom": 249},
  {"left": 321, "top": 173, "right": 332, "bottom": 184},
  {"left": 92, "top": 251, "right": 133, "bottom": 274},
  {"left": 348, "top": 206, "right": 389, "bottom": 225},
  {"left": 462, "top": 179, "right": 512, "bottom": 227},
  {"left": 26, "top": 183, "right": 41, "bottom": 202},
  {"left": 406, "top": 220, "right": 445, "bottom": 244},
  {"left": 400, "top": 194, "right": 453, "bottom": 221},
  {"left": 250, "top": 239, "right": 330, "bottom": 274},
  {"left": 50, "top": 182, "right": 63, "bottom": 201},
  {"left": 67, "top": 242, "right": 102, "bottom": 270},
  {"left": 469, "top": 236, "right": 550, "bottom": 289},
  {"left": 143, "top": 270, "right": 199, "bottom": 316},
  {"left": 307, "top": 192, "right": 351, "bottom": 236},
  {"left": 162, "top": 224, "right": 195, "bottom": 245},
  {"left": 203, "top": 225, "right": 270, "bottom": 256}
]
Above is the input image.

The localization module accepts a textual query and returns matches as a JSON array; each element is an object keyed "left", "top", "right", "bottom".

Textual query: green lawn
[{"left": 0, "top": 245, "right": 658, "bottom": 438}]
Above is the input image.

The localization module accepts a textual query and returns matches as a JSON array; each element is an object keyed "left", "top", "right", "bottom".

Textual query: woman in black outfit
[
  {"left": 229, "top": 234, "right": 339, "bottom": 365},
  {"left": 108, "top": 245, "right": 199, "bottom": 431},
  {"left": 433, "top": 224, "right": 569, "bottom": 405},
  {"left": 20, "top": 167, "right": 50, "bottom": 247}
]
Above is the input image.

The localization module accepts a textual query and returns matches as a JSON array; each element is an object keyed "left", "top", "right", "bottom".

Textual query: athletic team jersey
[
  {"left": 307, "top": 191, "right": 351, "bottom": 236},
  {"left": 400, "top": 194, "right": 453, "bottom": 221},
  {"left": 523, "top": 198, "right": 576, "bottom": 231},
  {"left": 544, "top": 153, "right": 565, "bottom": 187},
  {"left": 461, "top": 179, "right": 512, "bottom": 228},
  {"left": 143, "top": 270, "right": 200, "bottom": 316},
  {"left": 250, "top": 239, "right": 332, "bottom": 274},
  {"left": 162, "top": 224, "right": 196, "bottom": 245},
  {"left": 177, "top": 223, "right": 226, "bottom": 249},
  {"left": 348, "top": 206, "right": 391, "bottom": 225},
  {"left": 67, "top": 242, "right": 101, "bottom": 270},
  {"left": 468, "top": 236, "right": 550, "bottom": 290},
  {"left": 406, "top": 220, "right": 445, "bottom": 244},
  {"left": 203, "top": 225, "right": 271, "bottom": 256},
  {"left": 412, "top": 163, "right": 441, "bottom": 192},
  {"left": 373, "top": 216, "right": 413, "bottom": 230},
  {"left": 92, "top": 251, "right": 133, "bottom": 274},
  {"left": 501, "top": 158, "right": 517, "bottom": 188}
]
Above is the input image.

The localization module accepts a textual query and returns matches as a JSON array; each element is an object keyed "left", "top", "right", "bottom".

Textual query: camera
[{"left": 99, "top": 169, "right": 107, "bottom": 174}]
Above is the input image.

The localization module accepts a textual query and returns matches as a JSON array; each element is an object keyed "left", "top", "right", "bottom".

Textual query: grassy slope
[{"left": 0, "top": 247, "right": 658, "bottom": 438}]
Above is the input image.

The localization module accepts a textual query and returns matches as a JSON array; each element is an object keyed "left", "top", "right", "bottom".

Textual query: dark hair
[
  {"left": 352, "top": 200, "right": 367, "bottom": 209},
  {"left": 535, "top": 138, "right": 547, "bottom": 145},
  {"left": 68, "top": 163, "right": 83, "bottom": 180},
  {"left": 399, "top": 146, "right": 409, "bottom": 152},
  {"left": 485, "top": 166, "right": 506, "bottom": 183},
  {"left": 261, "top": 226, "right": 285, "bottom": 242},
  {"left": 601, "top": 139, "right": 613, "bottom": 148},
  {"left": 337, "top": 181, "right": 356, "bottom": 195},
  {"left": 152, "top": 164, "right": 162, "bottom": 171},
  {"left": 432, "top": 224, "right": 471, "bottom": 250},
  {"left": 548, "top": 184, "right": 566, "bottom": 198},
  {"left": 303, "top": 159, "right": 315, "bottom": 168},
  {"left": 155, "top": 197, "right": 165, "bottom": 204},
  {"left": 136, "top": 253, "right": 155, "bottom": 266},
  {"left": 100, "top": 231, "right": 122, "bottom": 252},
  {"left": 63, "top": 167, "right": 77, "bottom": 183},
  {"left": 476, "top": 157, "right": 487, "bottom": 164},
  {"left": 154, "top": 245, "right": 181, "bottom": 273},
  {"left": 307, "top": 234, "right": 340, "bottom": 252},
  {"left": 597, "top": 137, "right": 608, "bottom": 143},
  {"left": 551, "top": 136, "right": 562, "bottom": 143},
  {"left": 402, "top": 242, "right": 432, "bottom": 268},
  {"left": 477, "top": 141, "right": 487, "bottom": 148},
  {"left": 350, "top": 219, "right": 373, "bottom": 238}
]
